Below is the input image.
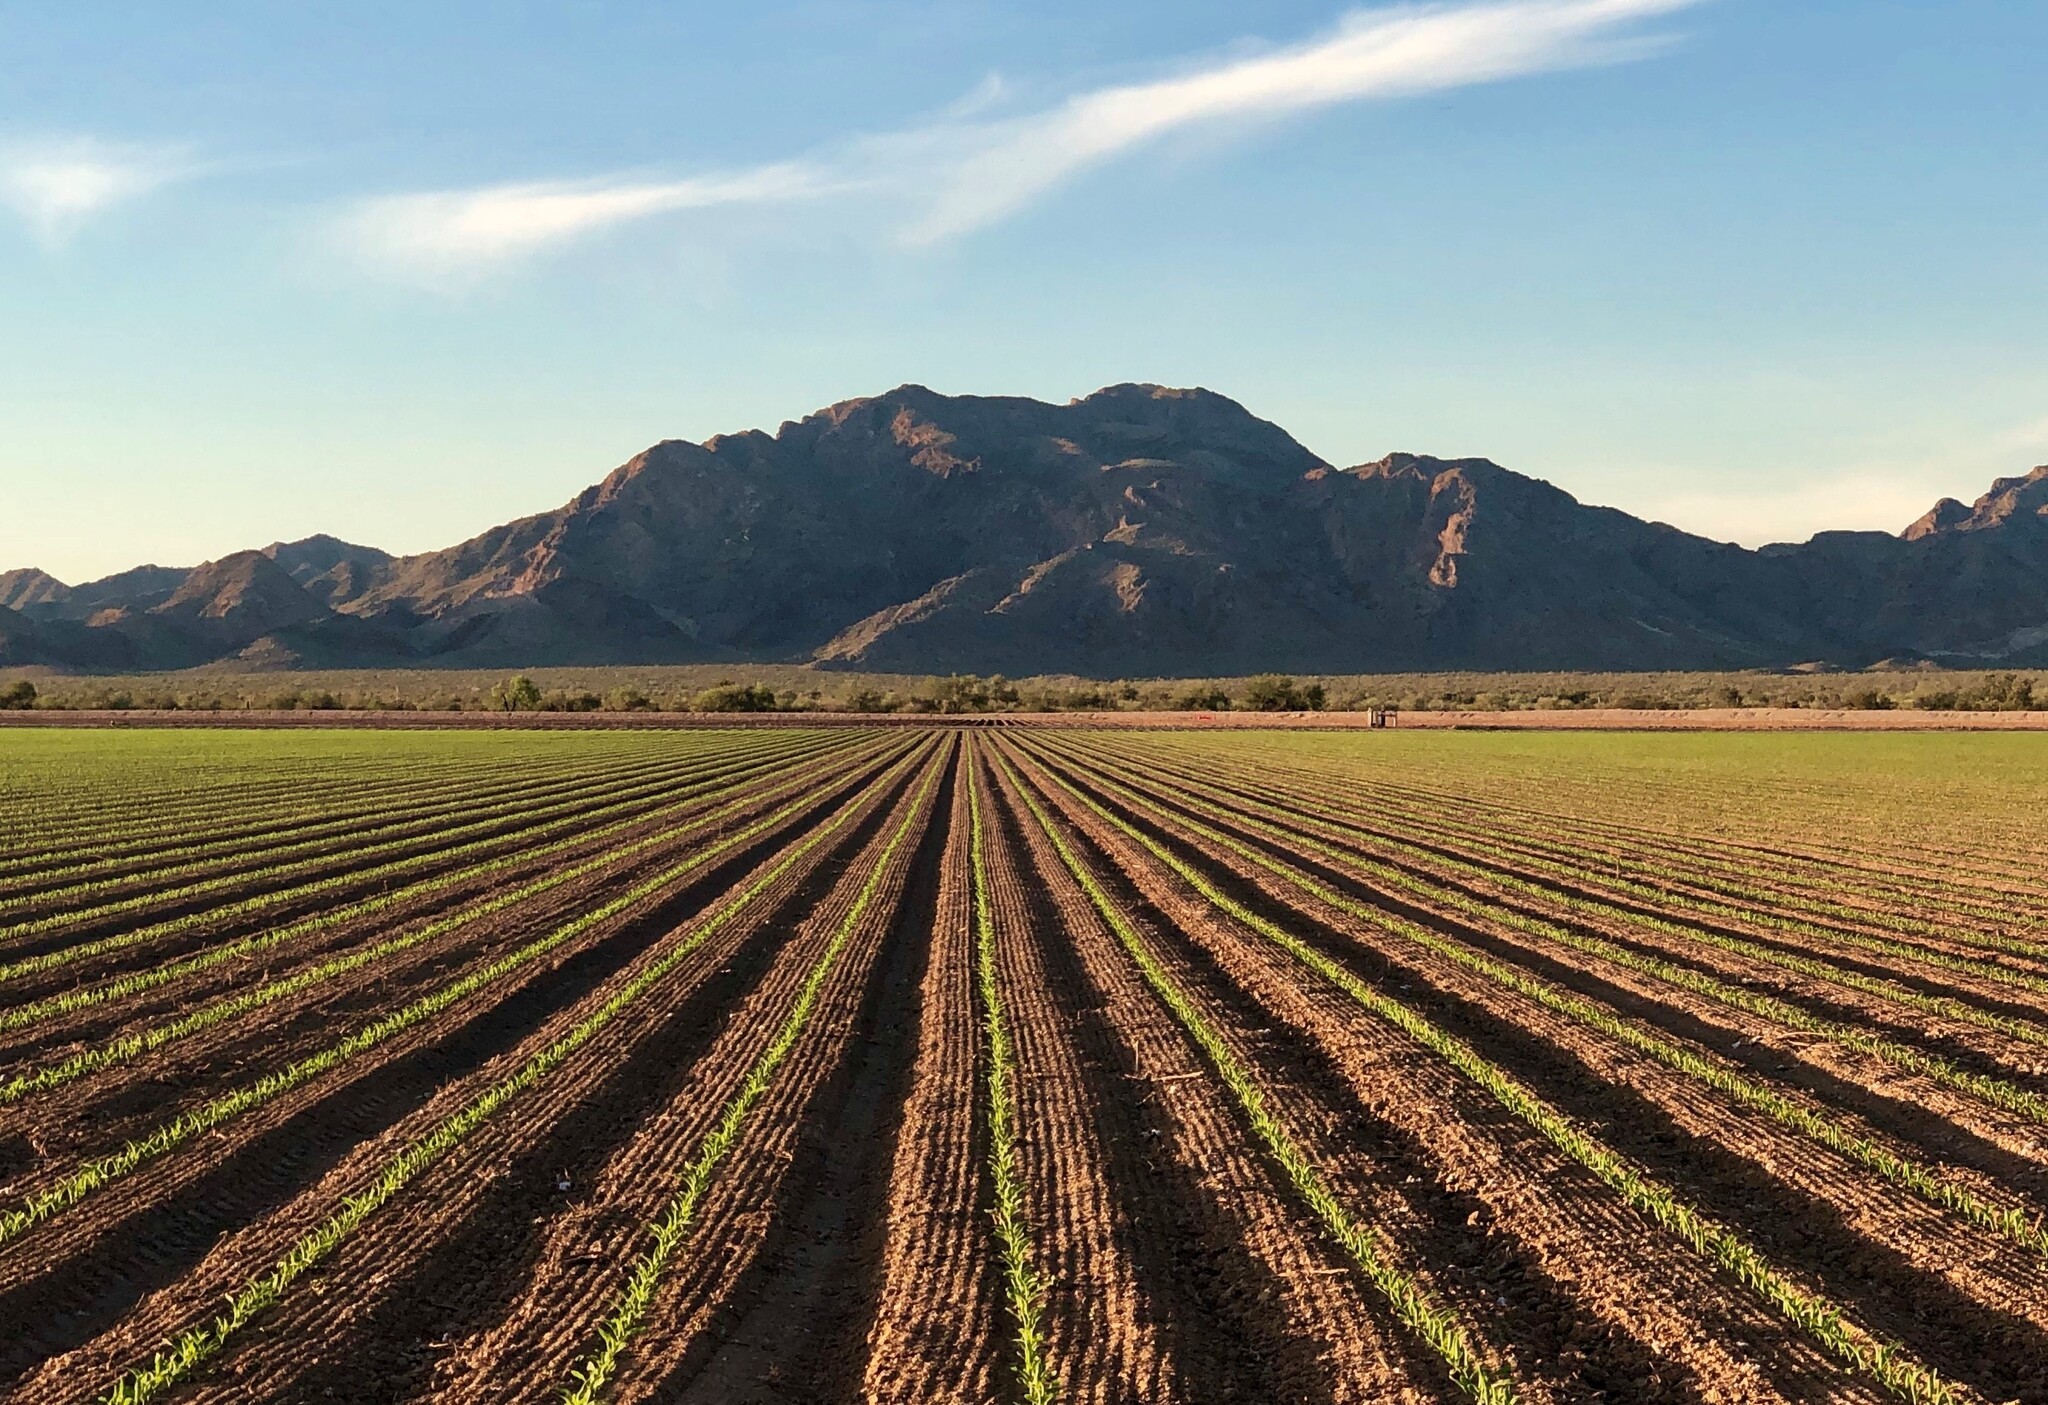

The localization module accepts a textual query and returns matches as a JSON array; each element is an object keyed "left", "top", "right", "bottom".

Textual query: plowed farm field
[{"left": 3, "top": 724, "right": 2047, "bottom": 1405}]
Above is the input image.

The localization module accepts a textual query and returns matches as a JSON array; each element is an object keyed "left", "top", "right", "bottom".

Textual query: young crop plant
[
  {"left": 1, "top": 744, "right": 922, "bottom": 1251},
  {"left": 0, "top": 740, "right": 892, "bottom": 1103},
  {"left": 557, "top": 752, "right": 947, "bottom": 1403},
  {"left": 0, "top": 731, "right": 861, "bottom": 987},
  {"left": 1025, "top": 742, "right": 1962, "bottom": 1405},
  {"left": 966, "top": 743, "right": 1059, "bottom": 1405},
  {"left": 1059, "top": 757, "right": 2048, "bottom": 1265},
  {"left": 91, "top": 741, "right": 941, "bottom": 1405},
  {"left": 990, "top": 748, "right": 1521, "bottom": 1405},
  {"left": 0, "top": 733, "right": 876, "bottom": 1039},
  {"left": 1063, "top": 743, "right": 2048, "bottom": 1131}
]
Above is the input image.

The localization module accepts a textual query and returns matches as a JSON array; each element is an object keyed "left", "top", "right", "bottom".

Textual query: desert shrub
[
  {"left": 1841, "top": 688, "right": 1896, "bottom": 710},
  {"left": 1968, "top": 672, "right": 2036, "bottom": 711},
  {"left": 693, "top": 682, "right": 778, "bottom": 712},
  {"left": 489, "top": 675, "right": 544, "bottom": 712},
  {"left": 0, "top": 679, "right": 37, "bottom": 709},
  {"left": 542, "top": 690, "right": 603, "bottom": 712},
  {"left": 603, "top": 686, "right": 652, "bottom": 712},
  {"left": 841, "top": 688, "right": 895, "bottom": 713},
  {"left": 1242, "top": 675, "right": 1324, "bottom": 711},
  {"left": 1174, "top": 686, "right": 1232, "bottom": 711},
  {"left": 1914, "top": 689, "right": 1960, "bottom": 711}
]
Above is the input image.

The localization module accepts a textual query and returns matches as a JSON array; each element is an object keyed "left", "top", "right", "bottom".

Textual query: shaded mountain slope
[{"left": 6, "top": 386, "right": 2047, "bottom": 674}]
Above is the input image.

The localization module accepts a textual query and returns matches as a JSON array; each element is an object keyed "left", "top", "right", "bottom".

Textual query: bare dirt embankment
[{"left": 5, "top": 706, "right": 2048, "bottom": 731}]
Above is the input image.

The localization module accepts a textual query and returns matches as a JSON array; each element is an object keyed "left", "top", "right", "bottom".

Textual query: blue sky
[{"left": 3, "top": 0, "right": 2044, "bottom": 584}]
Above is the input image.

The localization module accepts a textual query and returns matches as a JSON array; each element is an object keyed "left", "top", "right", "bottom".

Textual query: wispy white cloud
[
  {"left": 896, "top": 0, "right": 1699, "bottom": 242},
  {"left": 0, "top": 136, "right": 194, "bottom": 244},
  {"left": 342, "top": 163, "right": 829, "bottom": 278},
  {"left": 342, "top": 0, "right": 1699, "bottom": 277}
]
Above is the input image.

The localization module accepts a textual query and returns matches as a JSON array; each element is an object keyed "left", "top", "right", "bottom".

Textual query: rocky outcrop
[{"left": 7, "top": 385, "right": 2047, "bottom": 674}]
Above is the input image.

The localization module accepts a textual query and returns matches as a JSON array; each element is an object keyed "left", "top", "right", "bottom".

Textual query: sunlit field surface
[{"left": 2, "top": 724, "right": 2046, "bottom": 1405}]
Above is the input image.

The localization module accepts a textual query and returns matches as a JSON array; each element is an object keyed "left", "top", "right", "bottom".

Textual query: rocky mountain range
[{"left": 6, "top": 383, "right": 2047, "bottom": 676}]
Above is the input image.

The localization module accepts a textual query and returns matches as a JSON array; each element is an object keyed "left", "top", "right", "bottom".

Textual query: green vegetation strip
[
  {"left": 0, "top": 735, "right": 869, "bottom": 1035},
  {"left": 1067, "top": 744, "right": 2048, "bottom": 1129},
  {"left": 558, "top": 755, "right": 943, "bottom": 1403},
  {"left": 0, "top": 732, "right": 849, "bottom": 991},
  {"left": 94, "top": 744, "right": 935, "bottom": 1405},
  {"left": 1227, "top": 745, "right": 2048, "bottom": 947},
  {"left": 1024, "top": 746, "right": 1958, "bottom": 1405},
  {"left": 0, "top": 744, "right": 712, "bottom": 912},
  {"left": 0, "top": 747, "right": 913, "bottom": 1252},
  {"left": 0, "top": 734, "right": 826, "bottom": 956},
  {"left": 1204, "top": 749, "right": 2048, "bottom": 986},
  {"left": 0, "top": 741, "right": 891, "bottom": 1101},
  {"left": 994, "top": 751, "right": 1517, "bottom": 1405},
  {"left": 1041, "top": 747, "right": 2048, "bottom": 1264},
  {"left": 966, "top": 750, "right": 1059, "bottom": 1405}
]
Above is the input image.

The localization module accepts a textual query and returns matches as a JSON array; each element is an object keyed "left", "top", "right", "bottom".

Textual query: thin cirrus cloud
[
  {"left": 0, "top": 136, "right": 194, "bottom": 245},
  {"left": 344, "top": 0, "right": 1701, "bottom": 278}
]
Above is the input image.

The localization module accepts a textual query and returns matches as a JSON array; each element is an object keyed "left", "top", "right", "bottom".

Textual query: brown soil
[{"left": 3, "top": 725, "right": 2043, "bottom": 1405}]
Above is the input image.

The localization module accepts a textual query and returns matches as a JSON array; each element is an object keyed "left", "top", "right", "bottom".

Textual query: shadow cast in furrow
[
  {"left": 1167, "top": 778, "right": 2048, "bottom": 1071},
  {"left": 28, "top": 838, "right": 737, "bottom": 1158},
  {"left": 1157, "top": 793, "right": 2048, "bottom": 1202},
  {"left": 217, "top": 768, "right": 923, "bottom": 1405},
  {"left": 637, "top": 758, "right": 954, "bottom": 1405},
  {"left": 1043, "top": 796, "right": 1687, "bottom": 1405},
  {"left": 980, "top": 780, "right": 1369, "bottom": 1405},
  {"left": 0, "top": 768, "right": 894, "bottom": 1394},
  {"left": 1100, "top": 794, "right": 2048, "bottom": 1404}
]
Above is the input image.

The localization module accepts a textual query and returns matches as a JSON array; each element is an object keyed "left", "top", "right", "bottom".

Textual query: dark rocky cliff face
[{"left": 8, "top": 385, "right": 2047, "bottom": 674}]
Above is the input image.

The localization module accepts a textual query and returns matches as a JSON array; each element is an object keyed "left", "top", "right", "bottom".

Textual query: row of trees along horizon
[{"left": 0, "top": 671, "right": 2040, "bottom": 714}]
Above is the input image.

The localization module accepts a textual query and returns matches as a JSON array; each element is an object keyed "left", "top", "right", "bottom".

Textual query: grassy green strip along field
[
  {"left": 0, "top": 746, "right": 917, "bottom": 1252},
  {"left": 558, "top": 752, "right": 945, "bottom": 1404},
  {"left": 1229, "top": 754, "right": 2048, "bottom": 987},
  {"left": 93, "top": 742, "right": 937, "bottom": 1405},
  {"left": 1067, "top": 745, "right": 2048, "bottom": 1129},
  {"left": 1038, "top": 746, "right": 2048, "bottom": 1265},
  {"left": 966, "top": 747, "right": 1059, "bottom": 1405},
  {"left": 1099, "top": 741, "right": 2048, "bottom": 1009},
  {"left": 0, "top": 732, "right": 852, "bottom": 990},
  {"left": 1227, "top": 748, "right": 2048, "bottom": 947},
  {"left": 1023, "top": 746, "right": 1958, "bottom": 1405},
  {"left": 0, "top": 734, "right": 824, "bottom": 952},
  {"left": 0, "top": 743, "right": 694, "bottom": 908},
  {"left": 0, "top": 740, "right": 895, "bottom": 1102},
  {"left": 0, "top": 734, "right": 874, "bottom": 1036},
  {"left": 993, "top": 750, "right": 1518, "bottom": 1405}
]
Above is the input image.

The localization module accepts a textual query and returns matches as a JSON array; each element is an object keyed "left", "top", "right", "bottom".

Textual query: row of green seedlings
[
  {"left": 91, "top": 742, "right": 942, "bottom": 1405},
  {"left": 1236, "top": 749, "right": 2048, "bottom": 946},
  {"left": 0, "top": 735, "right": 674, "bottom": 867},
  {"left": 557, "top": 754, "right": 946, "bottom": 1402},
  {"left": 0, "top": 735, "right": 879, "bottom": 1040},
  {"left": 1108, "top": 738, "right": 2048, "bottom": 973},
  {"left": 0, "top": 745, "right": 629, "bottom": 890},
  {"left": 1036, "top": 744, "right": 2048, "bottom": 1265},
  {"left": 1216, "top": 734, "right": 2048, "bottom": 887},
  {"left": 989, "top": 749, "right": 1521, "bottom": 1405},
  {"left": 0, "top": 738, "right": 735, "bottom": 909},
  {"left": 965, "top": 749, "right": 1059, "bottom": 1405},
  {"left": 1210, "top": 742, "right": 2048, "bottom": 941},
  {"left": 1245, "top": 751, "right": 2048, "bottom": 971},
  {"left": 1056, "top": 744, "right": 2048, "bottom": 1133},
  {"left": 0, "top": 743, "right": 924, "bottom": 1253},
  {"left": 0, "top": 735, "right": 829, "bottom": 948},
  {"left": 0, "top": 731, "right": 859, "bottom": 988},
  {"left": 0, "top": 739, "right": 905, "bottom": 1104},
  {"left": 1080, "top": 744, "right": 2048, "bottom": 1084},
  {"left": 1017, "top": 743, "right": 1960, "bottom": 1405},
  {"left": 0, "top": 750, "right": 510, "bottom": 860}
]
